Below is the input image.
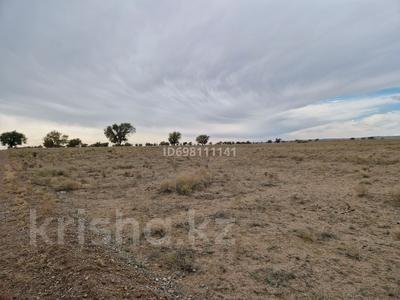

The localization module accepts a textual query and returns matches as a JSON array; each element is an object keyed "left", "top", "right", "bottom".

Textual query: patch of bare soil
[
  {"left": 0, "top": 151, "right": 182, "bottom": 299},
  {"left": 1, "top": 140, "right": 400, "bottom": 299}
]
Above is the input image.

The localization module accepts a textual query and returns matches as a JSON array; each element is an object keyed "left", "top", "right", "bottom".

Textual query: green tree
[
  {"left": 104, "top": 123, "right": 135, "bottom": 145},
  {"left": 67, "top": 138, "right": 82, "bottom": 148},
  {"left": 196, "top": 134, "right": 209, "bottom": 145},
  {"left": 168, "top": 131, "right": 181, "bottom": 145},
  {"left": 43, "top": 131, "right": 68, "bottom": 148},
  {"left": 0, "top": 131, "right": 27, "bottom": 148}
]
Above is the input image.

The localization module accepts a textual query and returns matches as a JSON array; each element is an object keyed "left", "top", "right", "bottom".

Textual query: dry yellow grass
[
  {"left": 391, "top": 188, "right": 400, "bottom": 207},
  {"left": 293, "top": 228, "right": 316, "bottom": 242},
  {"left": 393, "top": 231, "right": 400, "bottom": 241},
  {"left": 354, "top": 183, "right": 368, "bottom": 197},
  {"left": 160, "top": 168, "right": 211, "bottom": 195},
  {"left": 50, "top": 177, "right": 81, "bottom": 191},
  {"left": 2, "top": 139, "right": 400, "bottom": 299}
]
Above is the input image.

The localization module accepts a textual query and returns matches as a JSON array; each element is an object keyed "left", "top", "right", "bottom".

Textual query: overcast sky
[{"left": 0, "top": 0, "right": 399, "bottom": 145}]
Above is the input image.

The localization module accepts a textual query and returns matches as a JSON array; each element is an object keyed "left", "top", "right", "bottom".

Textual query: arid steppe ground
[{"left": 1, "top": 140, "right": 400, "bottom": 299}]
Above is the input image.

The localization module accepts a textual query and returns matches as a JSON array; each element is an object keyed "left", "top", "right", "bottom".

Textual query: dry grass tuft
[
  {"left": 393, "top": 231, "right": 400, "bottom": 241},
  {"left": 31, "top": 167, "right": 71, "bottom": 188},
  {"left": 31, "top": 177, "right": 51, "bottom": 187},
  {"left": 390, "top": 188, "right": 400, "bottom": 207},
  {"left": 348, "top": 155, "right": 370, "bottom": 165},
  {"left": 113, "top": 164, "right": 135, "bottom": 170},
  {"left": 354, "top": 184, "right": 368, "bottom": 197},
  {"left": 160, "top": 168, "right": 211, "bottom": 195},
  {"left": 317, "top": 231, "right": 337, "bottom": 241},
  {"left": 31, "top": 175, "right": 81, "bottom": 192},
  {"left": 50, "top": 177, "right": 81, "bottom": 192},
  {"left": 360, "top": 171, "right": 370, "bottom": 178},
  {"left": 263, "top": 171, "right": 280, "bottom": 186},
  {"left": 3, "top": 165, "right": 16, "bottom": 185},
  {"left": 253, "top": 268, "right": 296, "bottom": 288},
  {"left": 342, "top": 246, "right": 362, "bottom": 261},
  {"left": 160, "top": 179, "right": 176, "bottom": 193},
  {"left": 39, "top": 193, "right": 56, "bottom": 215},
  {"left": 348, "top": 155, "right": 399, "bottom": 166},
  {"left": 293, "top": 228, "right": 315, "bottom": 242},
  {"left": 35, "top": 168, "right": 68, "bottom": 177},
  {"left": 164, "top": 248, "right": 196, "bottom": 272},
  {"left": 291, "top": 155, "right": 305, "bottom": 162},
  {"left": 304, "top": 291, "right": 333, "bottom": 300}
]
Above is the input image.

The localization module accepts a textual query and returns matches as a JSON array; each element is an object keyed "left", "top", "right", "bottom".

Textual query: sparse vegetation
[
  {"left": 2, "top": 140, "right": 400, "bottom": 299},
  {"left": 35, "top": 167, "right": 68, "bottom": 177},
  {"left": 390, "top": 188, "right": 400, "bottom": 206},
  {"left": 253, "top": 268, "right": 296, "bottom": 287},
  {"left": 160, "top": 179, "right": 176, "bottom": 193},
  {"left": 342, "top": 246, "right": 362, "bottom": 261},
  {"left": 160, "top": 168, "right": 211, "bottom": 195},
  {"left": 291, "top": 154, "right": 305, "bottom": 162},
  {"left": 354, "top": 183, "right": 368, "bottom": 197},
  {"left": 50, "top": 177, "right": 81, "bottom": 191},
  {"left": 164, "top": 248, "right": 196, "bottom": 272},
  {"left": 294, "top": 228, "right": 315, "bottom": 242},
  {"left": 317, "top": 231, "right": 337, "bottom": 241}
]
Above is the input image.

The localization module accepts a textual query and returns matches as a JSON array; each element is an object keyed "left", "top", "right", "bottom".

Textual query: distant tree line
[
  {"left": 2, "top": 121, "right": 379, "bottom": 149},
  {"left": 1, "top": 123, "right": 212, "bottom": 148}
]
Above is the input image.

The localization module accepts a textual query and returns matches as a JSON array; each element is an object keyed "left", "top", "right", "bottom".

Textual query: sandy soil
[{"left": 1, "top": 140, "right": 400, "bottom": 299}]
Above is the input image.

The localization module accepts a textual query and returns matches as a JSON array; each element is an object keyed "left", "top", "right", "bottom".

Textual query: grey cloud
[{"left": 0, "top": 0, "right": 400, "bottom": 138}]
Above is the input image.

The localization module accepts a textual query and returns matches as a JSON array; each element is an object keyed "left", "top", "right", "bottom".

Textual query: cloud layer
[{"left": 0, "top": 0, "right": 399, "bottom": 144}]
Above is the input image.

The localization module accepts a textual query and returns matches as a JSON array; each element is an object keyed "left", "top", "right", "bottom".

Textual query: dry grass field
[{"left": 1, "top": 140, "right": 400, "bottom": 299}]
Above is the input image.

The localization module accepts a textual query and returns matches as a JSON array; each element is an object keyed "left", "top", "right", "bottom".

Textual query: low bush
[
  {"left": 164, "top": 248, "right": 196, "bottom": 272},
  {"left": 252, "top": 268, "right": 296, "bottom": 288},
  {"left": 160, "top": 168, "right": 211, "bottom": 195},
  {"left": 35, "top": 167, "right": 68, "bottom": 177},
  {"left": 51, "top": 178, "right": 81, "bottom": 192}
]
